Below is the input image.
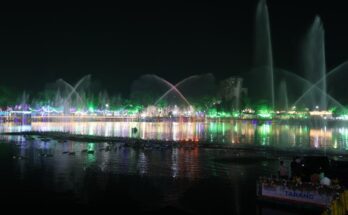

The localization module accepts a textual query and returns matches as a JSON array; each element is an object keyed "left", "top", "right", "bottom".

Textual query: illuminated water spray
[
  {"left": 154, "top": 75, "right": 198, "bottom": 106},
  {"left": 292, "top": 16, "right": 348, "bottom": 112},
  {"left": 149, "top": 75, "right": 192, "bottom": 107},
  {"left": 57, "top": 75, "right": 91, "bottom": 109},
  {"left": 57, "top": 79, "right": 84, "bottom": 105},
  {"left": 292, "top": 61, "right": 348, "bottom": 109},
  {"left": 254, "top": 0, "right": 275, "bottom": 109},
  {"left": 302, "top": 16, "right": 327, "bottom": 110}
]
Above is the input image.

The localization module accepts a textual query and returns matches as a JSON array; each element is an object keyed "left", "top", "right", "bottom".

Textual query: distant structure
[{"left": 218, "top": 77, "right": 247, "bottom": 110}]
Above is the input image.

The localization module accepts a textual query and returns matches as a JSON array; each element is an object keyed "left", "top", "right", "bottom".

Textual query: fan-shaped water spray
[
  {"left": 151, "top": 75, "right": 192, "bottom": 107},
  {"left": 56, "top": 75, "right": 91, "bottom": 109},
  {"left": 277, "top": 69, "right": 345, "bottom": 110},
  {"left": 293, "top": 61, "right": 348, "bottom": 109},
  {"left": 57, "top": 79, "right": 84, "bottom": 105},
  {"left": 63, "top": 75, "right": 91, "bottom": 105},
  {"left": 154, "top": 75, "right": 198, "bottom": 106},
  {"left": 132, "top": 74, "right": 193, "bottom": 107}
]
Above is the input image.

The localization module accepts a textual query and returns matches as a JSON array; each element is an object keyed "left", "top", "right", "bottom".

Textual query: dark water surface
[
  {"left": 1, "top": 120, "right": 342, "bottom": 213},
  {"left": 0, "top": 135, "right": 322, "bottom": 214}
]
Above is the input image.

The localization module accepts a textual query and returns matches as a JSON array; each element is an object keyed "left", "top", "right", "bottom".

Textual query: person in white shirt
[{"left": 319, "top": 172, "right": 331, "bottom": 186}]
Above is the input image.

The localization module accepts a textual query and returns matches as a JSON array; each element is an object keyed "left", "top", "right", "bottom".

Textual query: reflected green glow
[
  {"left": 232, "top": 111, "right": 240, "bottom": 118},
  {"left": 207, "top": 108, "right": 232, "bottom": 118},
  {"left": 88, "top": 143, "right": 95, "bottom": 151},
  {"left": 2, "top": 120, "right": 348, "bottom": 152},
  {"left": 126, "top": 105, "right": 143, "bottom": 115},
  {"left": 258, "top": 124, "right": 272, "bottom": 145},
  {"left": 256, "top": 105, "right": 273, "bottom": 119},
  {"left": 87, "top": 154, "right": 96, "bottom": 165},
  {"left": 234, "top": 124, "right": 238, "bottom": 132}
]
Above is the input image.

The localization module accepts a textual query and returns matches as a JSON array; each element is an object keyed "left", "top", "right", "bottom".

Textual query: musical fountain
[{"left": 0, "top": 0, "right": 346, "bottom": 152}]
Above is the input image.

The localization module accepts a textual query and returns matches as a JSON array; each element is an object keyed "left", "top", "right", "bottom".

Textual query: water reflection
[
  {"left": 0, "top": 134, "right": 318, "bottom": 214},
  {"left": 0, "top": 121, "right": 348, "bottom": 152}
]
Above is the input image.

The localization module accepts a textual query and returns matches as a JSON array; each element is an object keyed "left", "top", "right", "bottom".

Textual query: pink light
[{"left": 151, "top": 75, "right": 191, "bottom": 107}]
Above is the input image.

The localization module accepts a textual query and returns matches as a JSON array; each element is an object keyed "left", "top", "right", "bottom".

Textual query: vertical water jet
[{"left": 254, "top": 0, "right": 275, "bottom": 109}]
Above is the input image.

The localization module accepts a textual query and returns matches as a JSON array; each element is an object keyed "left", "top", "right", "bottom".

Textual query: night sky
[{"left": 0, "top": 1, "right": 347, "bottom": 98}]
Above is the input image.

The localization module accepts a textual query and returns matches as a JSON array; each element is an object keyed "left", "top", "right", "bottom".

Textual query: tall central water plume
[
  {"left": 254, "top": 0, "right": 275, "bottom": 109},
  {"left": 301, "top": 16, "right": 327, "bottom": 110}
]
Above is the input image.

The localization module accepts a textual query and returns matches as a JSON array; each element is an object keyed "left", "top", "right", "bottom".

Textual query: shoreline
[
  {"left": 1, "top": 131, "right": 348, "bottom": 157},
  {"left": 2, "top": 115, "right": 348, "bottom": 125}
]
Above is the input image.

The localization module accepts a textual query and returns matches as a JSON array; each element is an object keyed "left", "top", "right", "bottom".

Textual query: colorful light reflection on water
[{"left": 1, "top": 121, "right": 348, "bottom": 152}]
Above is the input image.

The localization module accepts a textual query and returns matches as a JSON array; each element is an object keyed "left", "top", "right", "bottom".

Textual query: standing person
[
  {"left": 310, "top": 172, "right": 320, "bottom": 184},
  {"left": 279, "top": 160, "right": 288, "bottom": 180},
  {"left": 320, "top": 172, "right": 331, "bottom": 186},
  {"left": 290, "top": 157, "right": 297, "bottom": 178},
  {"left": 290, "top": 156, "right": 302, "bottom": 179}
]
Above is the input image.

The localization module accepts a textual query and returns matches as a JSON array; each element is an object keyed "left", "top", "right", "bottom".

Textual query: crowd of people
[{"left": 278, "top": 157, "right": 340, "bottom": 187}]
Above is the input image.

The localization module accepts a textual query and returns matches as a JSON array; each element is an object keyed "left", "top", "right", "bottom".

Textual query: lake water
[
  {"left": 0, "top": 120, "right": 345, "bottom": 214},
  {"left": 1, "top": 120, "right": 348, "bottom": 153}
]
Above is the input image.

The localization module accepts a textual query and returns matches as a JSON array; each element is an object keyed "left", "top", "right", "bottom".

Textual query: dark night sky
[{"left": 0, "top": 1, "right": 347, "bottom": 98}]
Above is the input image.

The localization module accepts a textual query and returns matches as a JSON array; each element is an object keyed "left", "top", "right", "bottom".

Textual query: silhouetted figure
[
  {"left": 310, "top": 172, "right": 320, "bottom": 184},
  {"left": 279, "top": 160, "right": 288, "bottom": 180},
  {"left": 290, "top": 157, "right": 301, "bottom": 178},
  {"left": 132, "top": 127, "right": 138, "bottom": 134}
]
